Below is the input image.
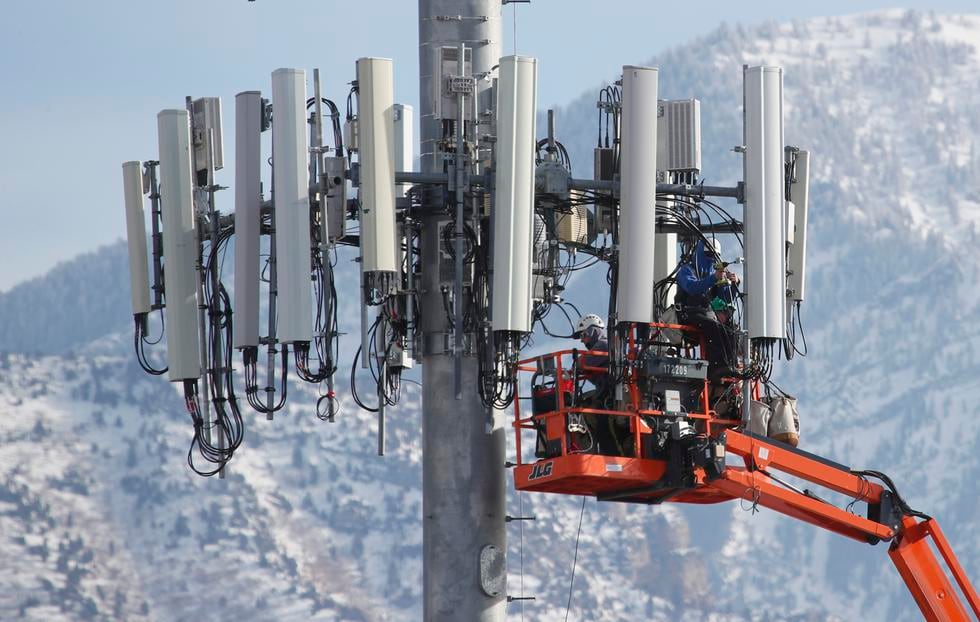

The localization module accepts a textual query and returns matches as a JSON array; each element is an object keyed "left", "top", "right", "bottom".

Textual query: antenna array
[
  {"left": 121, "top": 59, "right": 811, "bottom": 468},
  {"left": 121, "top": 3, "right": 810, "bottom": 614}
]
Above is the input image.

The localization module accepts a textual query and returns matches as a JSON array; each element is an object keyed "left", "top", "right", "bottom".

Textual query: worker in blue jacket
[{"left": 674, "top": 238, "right": 739, "bottom": 381}]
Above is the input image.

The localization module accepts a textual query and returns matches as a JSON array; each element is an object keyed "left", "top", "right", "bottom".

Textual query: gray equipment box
[{"left": 657, "top": 99, "right": 701, "bottom": 175}]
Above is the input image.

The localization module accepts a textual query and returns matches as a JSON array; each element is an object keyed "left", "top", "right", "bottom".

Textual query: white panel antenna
[
  {"left": 616, "top": 65, "right": 659, "bottom": 325},
  {"left": 393, "top": 103, "right": 415, "bottom": 355},
  {"left": 122, "top": 161, "right": 151, "bottom": 317},
  {"left": 271, "top": 68, "right": 313, "bottom": 344},
  {"left": 393, "top": 103, "right": 414, "bottom": 198},
  {"left": 787, "top": 150, "right": 810, "bottom": 302},
  {"left": 191, "top": 97, "right": 224, "bottom": 175},
  {"left": 233, "top": 91, "right": 263, "bottom": 349},
  {"left": 492, "top": 55, "right": 537, "bottom": 334},
  {"left": 743, "top": 66, "right": 787, "bottom": 339},
  {"left": 654, "top": 228, "right": 677, "bottom": 306},
  {"left": 157, "top": 110, "right": 202, "bottom": 381},
  {"left": 356, "top": 58, "right": 398, "bottom": 279}
]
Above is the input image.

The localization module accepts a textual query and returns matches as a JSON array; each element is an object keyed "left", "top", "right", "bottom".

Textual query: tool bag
[
  {"left": 766, "top": 395, "right": 800, "bottom": 447},
  {"left": 748, "top": 399, "right": 771, "bottom": 437}
]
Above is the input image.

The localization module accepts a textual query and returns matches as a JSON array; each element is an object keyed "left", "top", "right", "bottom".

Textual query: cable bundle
[
  {"left": 479, "top": 331, "right": 520, "bottom": 409},
  {"left": 784, "top": 301, "right": 808, "bottom": 359},
  {"left": 351, "top": 296, "right": 406, "bottom": 412},
  {"left": 182, "top": 378, "right": 243, "bottom": 477},
  {"left": 243, "top": 345, "right": 288, "bottom": 414},
  {"left": 185, "top": 224, "right": 247, "bottom": 476},
  {"left": 133, "top": 312, "right": 167, "bottom": 376},
  {"left": 295, "top": 215, "right": 339, "bottom": 384}
]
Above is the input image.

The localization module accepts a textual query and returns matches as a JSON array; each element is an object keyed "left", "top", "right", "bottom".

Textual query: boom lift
[{"left": 511, "top": 322, "right": 980, "bottom": 621}]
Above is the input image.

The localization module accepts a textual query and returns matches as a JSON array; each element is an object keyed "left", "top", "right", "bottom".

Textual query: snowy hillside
[
  {"left": 0, "top": 344, "right": 425, "bottom": 621},
  {"left": 2, "top": 8, "right": 980, "bottom": 621}
]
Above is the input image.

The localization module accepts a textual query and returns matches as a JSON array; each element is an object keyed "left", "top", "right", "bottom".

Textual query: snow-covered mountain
[
  {"left": 2, "top": 9, "right": 980, "bottom": 621},
  {"left": 0, "top": 243, "right": 132, "bottom": 355}
]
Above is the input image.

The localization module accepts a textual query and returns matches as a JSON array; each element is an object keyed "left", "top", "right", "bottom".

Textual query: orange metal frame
[{"left": 511, "top": 323, "right": 980, "bottom": 621}]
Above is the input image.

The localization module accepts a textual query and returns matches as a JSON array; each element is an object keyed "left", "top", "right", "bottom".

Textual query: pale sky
[{"left": 1, "top": 0, "right": 976, "bottom": 292}]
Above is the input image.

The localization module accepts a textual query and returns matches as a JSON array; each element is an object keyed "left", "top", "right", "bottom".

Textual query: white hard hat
[
  {"left": 710, "top": 238, "right": 722, "bottom": 256},
  {"left": 575, "top": 314, "right": 605, "bottom": 336}
]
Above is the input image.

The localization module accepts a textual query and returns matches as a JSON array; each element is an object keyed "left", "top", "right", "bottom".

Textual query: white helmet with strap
[{"left": 575, "top": 314, "right": 605, "bottom": 337}]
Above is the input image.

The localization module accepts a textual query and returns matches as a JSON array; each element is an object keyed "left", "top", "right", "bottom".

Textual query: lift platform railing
[
  {"left": 513, "top": 347, "right": 617, "bottom": 463},
  {"left": 618, "top": 320, "right": 714, "bottom": 431},
  {"left": 512, "top": 321, "right": 746, "bottom": 467}
]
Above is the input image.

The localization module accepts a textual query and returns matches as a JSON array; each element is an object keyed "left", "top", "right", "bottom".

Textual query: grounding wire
[{"left": 564, "top": 496, "right": 588, "bottom": 622}]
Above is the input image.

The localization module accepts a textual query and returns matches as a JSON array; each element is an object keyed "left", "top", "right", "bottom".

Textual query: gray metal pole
[
  {"left": 452, "top": 43, "right": 467, "bottom": 399},
  {"left": 146, "top": 163, "right": 165, "bottom": 310},
  {"left": 266, "top": 158, "right": 279, "bottom": 420},
  {"left": 418, "top": 1, "right": 506, "bottom": 620}
]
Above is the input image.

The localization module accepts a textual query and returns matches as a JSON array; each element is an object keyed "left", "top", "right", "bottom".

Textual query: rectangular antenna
[
  {"left": 787, "top": 150, "right": 810, "bottom": 302},
  {"left": 233, "top": 91, "right": 263, "bottom": 349},
  {"left": 271, "top": 68, "right": 313, "bottom": 344},
  {"left": 356, "top": 58, "right": 398, "bottom": 278},
  {"left": 743, "top": 65, "right": 787, "bottom": 339},
  {"left": 157, "top": 109, "right": 202, "bottom": 381},
  {"left": 393, "top": 102, "right": 415, "bottom": 362},
  {"left": 657, "top": 99, "right": 701, "bottom": 175},
  {"left": 433, "top": 46, "right": 472, "bottom": 121},
  {"left": 122, "top": 161, "right": 151, "bottom": 317},
  {"left": 654, "top": 223, "right": 677, "bottom": 306},
  {"left": 616, "top": 65, "right": 659, "bottom": 324},
  {"left": 492, "top": 55, "right": 537, "bottom": 333},
  {"left": 322, "top": 155, "right": 347, "bottom": 241},
  {"left": 393, "top": 103, "right": 414, "bottom": 198},
  {"left": 191, "top": 97, "right": 224, "bottom": 175}
]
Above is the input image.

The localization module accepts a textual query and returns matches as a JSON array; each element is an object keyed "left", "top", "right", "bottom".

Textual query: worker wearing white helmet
[
  {"left": 573, "top": 313, "right": 633, "bottom": 455},
  {"left": 574, "top": 313, "right": 610, "bottom": 370},
  {"left": 574, "top": 314, "right": 607, "bottom": 351},
  {"left": 570, "top": 314, "right": 612, "bottom": 453}
]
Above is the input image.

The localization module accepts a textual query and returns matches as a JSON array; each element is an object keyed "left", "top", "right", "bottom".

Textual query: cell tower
[{"left": 121, "top": 1, "right": 980, "bottom": 620}]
